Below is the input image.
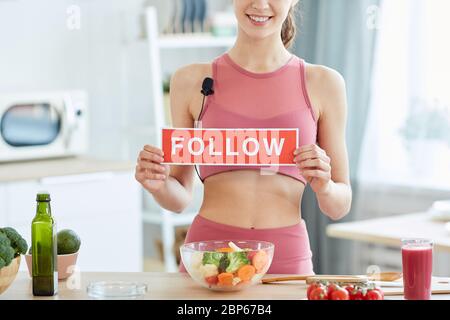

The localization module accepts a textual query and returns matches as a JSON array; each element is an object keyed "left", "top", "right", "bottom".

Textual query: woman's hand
[
  {"left": 135, "top": 145, "right": 171, "bottom": 194},
  {"left": 294, "top": 144, "right": 332, "bottom": 195}
]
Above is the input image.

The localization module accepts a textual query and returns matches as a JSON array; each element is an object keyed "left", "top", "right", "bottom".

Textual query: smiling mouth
[{"left": 246, "top": 14, "right": 273, "bottom": 23}]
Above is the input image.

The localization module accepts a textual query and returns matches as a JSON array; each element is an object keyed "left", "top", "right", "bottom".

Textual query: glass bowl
[{"left": 180, "top": 240, "right": 274, "bottom": 292}]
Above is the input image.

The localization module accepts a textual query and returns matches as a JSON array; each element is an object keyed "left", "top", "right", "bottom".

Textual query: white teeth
[{"left": 249, "top": 15, "right": 270, "bottom": 23}]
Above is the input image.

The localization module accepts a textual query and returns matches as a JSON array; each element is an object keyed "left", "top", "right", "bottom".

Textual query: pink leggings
[{"left": 179, "top": 214, "right": 314, "bottom": 275}]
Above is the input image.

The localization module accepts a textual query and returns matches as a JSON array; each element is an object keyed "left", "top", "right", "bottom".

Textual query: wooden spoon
[{"left": 261, "top": 272, "right": 403, "bottom": 284}]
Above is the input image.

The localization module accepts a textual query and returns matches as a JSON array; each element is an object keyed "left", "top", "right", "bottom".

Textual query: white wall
[
  {"left": 0, "top": 0, "right": 229, "bottom": 162},
  {"left": 0, "top": 0, "right": 231, "bottom": 264}
]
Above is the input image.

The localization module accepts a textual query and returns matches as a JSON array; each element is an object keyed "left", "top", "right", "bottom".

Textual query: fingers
[
  {"left": 135, "top": 145, "right": 167, "bottom": 185},
  {"left": 293, "top": 145, "right": 331, "bottom": 184},
  {"left": 137, "top": 161, "right": 166, "bottom": 173},
  {"left": 144, "top": 145, "right": 164, "bottom": 157},
  {"left": 293, "top": 145, "right": 330, "bottom": 165},
  {"left": 301, "top": 169, "right": 331, "bottom": 181},
  {"left": 138, "top": 149, "right": 165, "bottom": 163},
  {"left": 297, "top": 158, "right": 331, "bottom": 172},
  {"left": 135, "top": 166, "right": 166, "bottom": 181},
  {"left": 294, "top": 144, "right": 321, "bottom": 156}
]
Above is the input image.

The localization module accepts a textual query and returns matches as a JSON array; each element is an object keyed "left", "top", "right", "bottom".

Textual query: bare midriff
[{"left": 198, "top": 170, "right": 305, "bottom": 229}]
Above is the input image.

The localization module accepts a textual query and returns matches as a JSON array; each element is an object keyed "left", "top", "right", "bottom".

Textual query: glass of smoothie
[{"left": 401, "top": 238, "right": 433, "bottom": 300}]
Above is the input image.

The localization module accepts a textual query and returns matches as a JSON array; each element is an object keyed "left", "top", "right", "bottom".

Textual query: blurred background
[{"left": 0, "top": 0, "right": 449, "bottom": 276}]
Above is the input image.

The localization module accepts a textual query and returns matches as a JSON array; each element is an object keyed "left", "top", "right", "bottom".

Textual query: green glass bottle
[{"left": 32, "top": 192, "right": 58, "bottom": 296}]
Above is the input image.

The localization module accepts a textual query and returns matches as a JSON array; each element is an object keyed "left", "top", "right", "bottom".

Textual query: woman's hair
[{"left": 281, "top": 6, "right": 297, "bottom": 48}]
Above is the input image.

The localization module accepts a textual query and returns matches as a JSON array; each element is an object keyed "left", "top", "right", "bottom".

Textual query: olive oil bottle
[{"left": 32, "top": 192, "right": 58, "bottom": 296}]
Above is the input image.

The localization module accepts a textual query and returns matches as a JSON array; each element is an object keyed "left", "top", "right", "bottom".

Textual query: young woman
[{"left": 135, "top": 0, "right": 352, "bottom": 274}]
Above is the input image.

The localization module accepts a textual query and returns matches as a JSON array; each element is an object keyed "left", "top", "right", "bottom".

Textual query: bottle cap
[{"left": 36, "top": 192, "right": 51, "bottom": 202}]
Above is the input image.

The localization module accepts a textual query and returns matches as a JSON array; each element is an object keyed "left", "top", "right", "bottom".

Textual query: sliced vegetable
[
  {"left": 218, "top": 254, "right": 230, "bottom": 274},
  {"left": 216, "top": 247, "right": 234, "bottom": 253},
  {"left": 252, "top": 250, "right": 268, "bottom": 273},
  {"left": 237, "top": 264, "right": 256, "bottom": 281},
  {"left": 232, "top": 277, "right": 242, "bottom": 286},
  {"left": 191, "top": 251, "right": 204, "bottom": 269},
  {"left": 228, "top": 241, "right": 243, "bottom": 252},
  {"left": 202, "top": 252, "right": 224, "bottom": 268},
  {"left": 217, "top": 272, "right": 234, "bottom": 286},
  {"left": 226, "top": 252, "right": 250, "bottom": 273},
  {"left": 199, "top": 264, "right": 219, "bottom": 278}
]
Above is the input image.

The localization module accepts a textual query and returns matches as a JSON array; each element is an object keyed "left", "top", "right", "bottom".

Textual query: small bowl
[
  {"left": 25, "top": 252, "right": 79, "bottom": 280},
  {"left": 180, "top": 240, "right": 274, "bottom": 292},
  {"left": 0, "top": 256, "right": 21, "bottom": 295}
]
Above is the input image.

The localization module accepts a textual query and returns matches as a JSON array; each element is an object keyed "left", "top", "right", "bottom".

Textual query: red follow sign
[{"left": 162, "top": 128, "right": 299, "bottom": 166}]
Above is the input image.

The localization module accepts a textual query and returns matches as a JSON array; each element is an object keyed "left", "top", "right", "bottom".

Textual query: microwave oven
[{"left": 0, "top": 90, "right": 89, "bottom": 162}]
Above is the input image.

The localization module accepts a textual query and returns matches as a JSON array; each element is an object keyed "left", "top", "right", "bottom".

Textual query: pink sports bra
[{"left": 195, "top": 53, "right": 318, "bottom": 185}]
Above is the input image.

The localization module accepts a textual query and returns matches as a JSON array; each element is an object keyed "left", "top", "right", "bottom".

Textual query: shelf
[{"left": 158, "top": 33, "right": 236, "bottom": 49}]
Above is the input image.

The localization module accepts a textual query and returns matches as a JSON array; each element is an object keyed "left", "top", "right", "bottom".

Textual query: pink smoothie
[{"left": 402, "top": 246, "right": 433, "bottom": 300}]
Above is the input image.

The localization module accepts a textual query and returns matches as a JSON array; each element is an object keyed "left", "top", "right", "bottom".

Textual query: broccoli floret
[
  {"left": 202, "top": 252, "right": 224, "bottom": 268},
  {"left": 0, "top": 233, "right": 15, "bottom": 268},
  {"left": 226, "top": 252, "right": 250, "bottom": 273},
  {"left": 1, "top": 227, "right": 28, "bottom": 257}
]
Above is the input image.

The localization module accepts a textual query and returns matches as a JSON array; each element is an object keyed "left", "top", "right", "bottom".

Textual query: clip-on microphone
[
  {"left": 199, "top": 77, "right": 214, "bottom": 121},
  {"left": 195, "top": 77, "right": 214, "bottom": 183},
  {"left": 201, "top": 77, "right": 214, "bottom": 96}
]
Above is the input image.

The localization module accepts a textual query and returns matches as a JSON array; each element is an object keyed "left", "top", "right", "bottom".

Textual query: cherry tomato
[
  {"left": 246, "top": 251, "right": 257, "bottom": 261},
  {"left": 307, "top": 282, "right": 322, "bottom": 300},
  {"left": 345, "top": 285, "right": 355, "bottom": 295},
  {"left": 327, "top": 283, "right": 339, "bottom": 297},
  {"left": 365, "top": 289, "right": 383, "bottom": 300},
  {"left": 330, "top": 287, "right": 350, "bottom": 300},
  {"left": 205, "top": 275, "right": 218, "bottom": 285},
  {"left": 310, "top": 286, "right": 329, "bottom": 300},
  {"left": 350, "top": 287, "right": 364, "bottom": 300},
  {"left": 373, "top": 287, "right": 385, "bottom": 300}
]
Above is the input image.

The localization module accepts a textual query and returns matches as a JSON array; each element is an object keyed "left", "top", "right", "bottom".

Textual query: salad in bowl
[{"left": 180, "top": 240, "right": 274, "bottom": 291}]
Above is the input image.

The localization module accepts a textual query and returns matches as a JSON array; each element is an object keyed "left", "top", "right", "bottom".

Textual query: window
[{"left": 359, "top": 0, "right": 450, "bottom": 189}]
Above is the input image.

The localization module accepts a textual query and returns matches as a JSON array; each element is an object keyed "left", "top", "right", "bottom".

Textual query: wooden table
[
  {"left": 2, "top": 272, "right": 450, "bottom": 300},
  {"left": 326, "top": 213, "right": 450, "bottom": 252}
]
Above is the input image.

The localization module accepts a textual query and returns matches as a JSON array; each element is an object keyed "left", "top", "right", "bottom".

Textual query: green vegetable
[
  {"left": 202, "top": 252, "right": 224, "bottom": 268},
  {"left": 57, "top": 229, "right": 81, "bottom": 254},
  {"left": 226, "top": 252, "right": 250, "bottom": 273},
  {"left": 0, "top": 232, "right": 15, "bottom": 269},
  {"left": 218, "top": 254, "right": 230, "bottom": 273},
  {"left": 1, "top": 227, "right": 28, "bottom": 257}
]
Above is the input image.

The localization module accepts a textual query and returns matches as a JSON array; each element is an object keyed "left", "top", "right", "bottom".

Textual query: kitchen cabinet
[{"left": 0, "top": 158, "right": 142, "bottom": 272}]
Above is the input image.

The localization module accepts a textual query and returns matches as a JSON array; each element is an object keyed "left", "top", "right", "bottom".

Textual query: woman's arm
[
  {"left": 148, "top": 65, "right": 204, "bottom": 213},
  {"left": 295, "top": 66, "right": 352, "bottom": 221}
]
